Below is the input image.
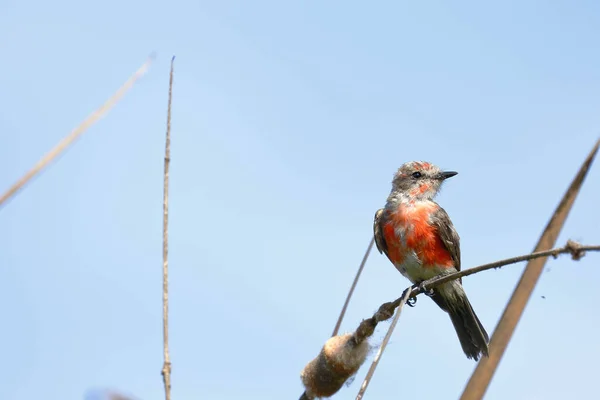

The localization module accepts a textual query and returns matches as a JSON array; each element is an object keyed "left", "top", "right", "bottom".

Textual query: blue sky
[{"left": 1, "top": 1, "right": 599, "bottom": 399}]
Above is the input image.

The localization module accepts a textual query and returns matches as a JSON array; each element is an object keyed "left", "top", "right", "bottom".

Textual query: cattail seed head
[{"left": 301, "top": 333, "right": 369, "bottom": 398}]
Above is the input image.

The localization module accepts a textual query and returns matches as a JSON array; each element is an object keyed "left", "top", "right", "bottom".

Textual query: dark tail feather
[{"left": 431, "top": 289, "right": 490, "bottom": 361}]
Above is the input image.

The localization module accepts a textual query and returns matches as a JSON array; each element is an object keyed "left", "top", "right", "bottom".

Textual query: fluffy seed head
[{"left": 300, "top": 334, "right": 369, "bottom": 398}]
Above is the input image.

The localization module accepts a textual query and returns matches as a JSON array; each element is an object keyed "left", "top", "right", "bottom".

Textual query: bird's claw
[
  {"left": 408, "top": 282, "right": 435, "bottom": 308},
  {"left": 407, "top": 297, "right": 417, "bottom": 307},
  {"left": 418, "top": 282, "right": 435, "bottom": 297}
]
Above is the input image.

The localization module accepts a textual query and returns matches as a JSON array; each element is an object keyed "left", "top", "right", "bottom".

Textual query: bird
[{"left": 373, "top": 161, "right": 489, "bottom": 360}]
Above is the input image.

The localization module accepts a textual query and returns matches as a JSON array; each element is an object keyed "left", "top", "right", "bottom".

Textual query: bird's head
[{"left": 390, "top": 161, "right": 457, "bottom": 201}]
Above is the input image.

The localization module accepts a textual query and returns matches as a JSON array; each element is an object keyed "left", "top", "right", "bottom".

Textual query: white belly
[
  {"left": 394, "top": 250, "right": 454, "bottom": 283},
  {"left": 394, "top": 251, "right": 462, "bottom": 303}
]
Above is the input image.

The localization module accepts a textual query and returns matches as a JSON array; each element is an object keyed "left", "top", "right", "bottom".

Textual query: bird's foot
[
  {"left": 407, "top": 297, "right": 417, "bottom": 307},
  {"left": 418, "top": 281, "right": 435, "bottom": 297}
]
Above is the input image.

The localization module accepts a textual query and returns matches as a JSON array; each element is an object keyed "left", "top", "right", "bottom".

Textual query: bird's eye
[{"left": 412, "top": 171, "right": 422, "bottom": 179}]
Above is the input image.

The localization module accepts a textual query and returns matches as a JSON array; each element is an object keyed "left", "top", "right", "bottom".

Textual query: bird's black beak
[{"left": 437, "top": 171, "right": 458, "bottom": 180}]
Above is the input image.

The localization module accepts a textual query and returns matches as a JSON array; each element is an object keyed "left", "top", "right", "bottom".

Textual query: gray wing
[
  {"left": 430, "top": 206, "right": 461, "bottom": 272},
  {"left": 373, "top": 208, "right": 388, "bottom": 256}
]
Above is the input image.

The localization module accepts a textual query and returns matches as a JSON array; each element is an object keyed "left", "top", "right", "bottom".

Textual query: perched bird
[{"left": 373, "top": 161, "right": 489, "bottom": 360}]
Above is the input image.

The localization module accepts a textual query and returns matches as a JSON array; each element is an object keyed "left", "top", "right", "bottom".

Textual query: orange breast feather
[{"left": 384, "top": 205, "right": 453, "bottom": 268}]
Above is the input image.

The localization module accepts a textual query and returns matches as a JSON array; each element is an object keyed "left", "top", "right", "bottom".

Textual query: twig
[
  {"left": 461, "top": 138, "right": 600, "bottom": 400},
  {"left": 298, "top": 241, "right": 599, "bottom": 399},
  {"left": 332, "top": 237, "right": 375, "bottom": 337},
  {"left": 0, "top": 54, "right": 155, "bottom": 210},
  {"left": 162, "top": 56, "right": 175, "bottom": 400},
  {"left": 355, "top": 288, "right": 411, "bottom": 400},
  {"left": 354, "top": 242, "right": 598, "bottom": 397},
  {"left": 399, "top": 242, "right": 599, "bottom": 306},
  {"left": 413, "top": 241, "right": 598, "bottom": 297}
]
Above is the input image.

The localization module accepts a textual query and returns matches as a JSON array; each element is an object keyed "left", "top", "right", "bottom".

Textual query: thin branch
[
  {"left": 0, "top": 54, "right": 155, "bottom": 210},
  {"left": 298, "top": 241, "right": 599, "bottom": 399},
  {"left": 461, "top": 138, "right": 600, "bottom": 400},
  {"left": 351, "top": 241, "right": 599, "bottom": 399},
  {"left": 332, "top": 237, "right": 375, "bottom": 337},
  {"left": 414, "top": 241, "right": 599, "bottom": 297},
  {"left": 394, "top": 242, "right": 598, "bottom": 311},
  {"left": 162, "top": 56, "right": 175, "bottom": 400},
  {"left": 355, "top": 288, "right": 411, "bottom": 400}
]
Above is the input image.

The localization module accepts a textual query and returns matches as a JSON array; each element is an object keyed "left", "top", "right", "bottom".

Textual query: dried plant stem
[
  {"left": 298, "top": 241, "right": 597, "bottom": 400},
  {"left": 379, "top": 242, "right": 598, "bottom": 317},
  {"left": 355, "top": 288, "right": 411, "bottom": 400},
  {"left": 461, "top": 138, "right": 600, "bottom": 400},
  {"left": 162, "top": 56, "right": 175, "bottom": 400},
  {"left": 332, "top": 237, "right": 375, "bottom": 337},
  {"left": 0, "top": 54, "right": 155, "bottom": 210},
  {"left": 411, "top": 242, "right": 598, "bottom": 297}
]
